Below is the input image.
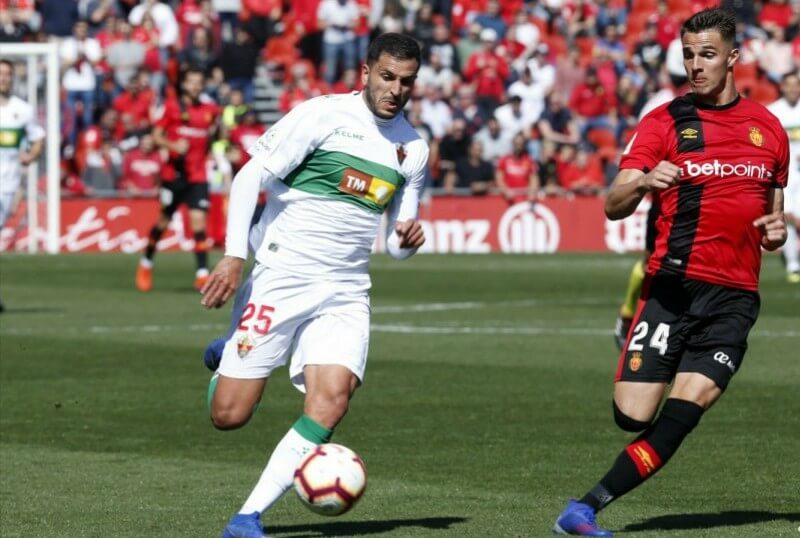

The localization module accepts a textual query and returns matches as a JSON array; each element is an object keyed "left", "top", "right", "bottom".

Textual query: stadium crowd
[{"left": 2, "top": 0, "right": 799, "bottom": 199}]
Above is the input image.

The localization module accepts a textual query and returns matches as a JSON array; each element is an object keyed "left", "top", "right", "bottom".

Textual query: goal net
[{"left": 0, "top": 42, "right": 60, "bottom": 254}]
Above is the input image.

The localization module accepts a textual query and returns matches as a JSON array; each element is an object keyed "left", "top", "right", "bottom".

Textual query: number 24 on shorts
[{"left": 239, "top": 303, "right": 275, "bottom": 335}]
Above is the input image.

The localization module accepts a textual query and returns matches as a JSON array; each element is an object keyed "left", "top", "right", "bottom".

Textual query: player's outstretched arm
[
  {"left": 754, "top": 188, "right": 787, "bottom": 251},
  {"left": 605, "top": 161, "right": 680, "bottom": 220}
]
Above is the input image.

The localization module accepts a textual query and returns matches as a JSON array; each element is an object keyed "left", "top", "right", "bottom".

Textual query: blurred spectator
[
  {"left": 406, "top": 101, "right": 435, "bottom": 145},
  {"left": 419, "top": 85, "right": 453, "bottom": 139},
  {"left": 120, "top": 131, "right": 163, "bottom": 194},
  {"left": 525, "top": 43, "right": 556, "bottom": 94},
  {"left": 563, "top": 0, "right": 598, "bottom": 39},
  {"left": 632, "top": 17, "right": 665, "bottom": 81},
  {"left": 354, "top": 0, "right": 372, "bottom": 63},
  {"left": 594, "top": 23, "right": 626, "bottom": 75},
  {"left": 654, "top": 0, "right": 680, "bottom": 49},
  {"left": 535, "top": 92, "right": 580, "bottom": 154},
  {"left": 417, "top": 51, "right": 456, "bottom": 96},
  {"left": 240, "top": 0, "right": 281, "bottom": 46},
  {"left": 538, "top": 139, "right": 565, "bottom": 197},
  {"left": 494, "top": 95, "right": 535, "bottom": 140},
  {"left": 133, "top": 14, "right": 166, "bottom": 93},
  {"left": 379, "top": 1, "right": 404, "bottom": 33},
  {"left": 507, "top": 11, "right": 541, "bottom": 66},
  {"left": 129, "top": 0, "right": 179, "bottom": 51},
  {"left": 179, "top": 27, "right": 218, "bottom": 74},
  {"left": 556, "top": 143, "right": 604, "bottom": 196},
  {"left": 83, "top": 0, "right": 118, "bottom": 36},
  {"left": 222, "top": 88, "right": 247, "bottom": 128},
  {"left": 0, "top": 1, "right": 35, "bottom": 42},
  {"left": 758, "top": 0, "right": 795, "bottom": 35},
  {"left": 450, "top": 84, "right": 484, "bottom": 135},
  {"left": 218, "top": 26, "right": 259, "bottom": 103},
  {"left": 463, "top": 27, "right": 509, "bottom": 113},
  {"left": 278, "top": 61, "right": 326, "bottom": 113},
  {"left": 445, "top": 139, "right": 493, "bottom": 195},
  {"left": 496, "top": 132, "right": 539, "bottom": 203},
  {"left": 331, "top": 68, "right": 364, "bottom": 93},
  {"left": 473, "top": 116, "right": 512, "bottom": 164},
  {"left": 106, "top": 20, "right": 147, "bottom": 91},
  {"left": 594, "top": 0, "right": 626, "bottom": 34},
  {"left": 759, "top": 27, "right": 795, "bottom": 83},
  {"left": 722, "top": 0, "right": 757, "bottom": 28},
  {"left": 508, "top": 66, "right": 549, "bottom": 128},
  {"left": 61, "top": 20, "right": 103, "bottom": 146},
  {"left": 112, "top": 71, "right": 155, "bottom": 131},
  {"left": 553, "top": 48, "right": 584, "bottom": 97},
  {"left": 455, "top": 22, "right": 483, "bottom": 72},
  {"left": 176, "top": 0, "right": 221, "bottom": 48},
  {"left": 80, "top": 108, "right": 122, "bottom": 192},
  {"left": 474, "top": 0, "right": 508, "bottom": 39},
  {"left": 410, "top": 2, "right": 436, "bottom": 57},
  {"left": 437, "top": 117, "right": 471, "bottom": 181},
  {"left": 318, "top": 0, "right": 359, "bottom": 85},
  {"left": 228, "top": 108, "right": 265, "bottom": 171},
  {"left": 568, "top": 65, "right": 617, "bottom": 140},
  {"left": 40, "top": 0, "right": 79, "bottom": 38},
  {"left": 429, "top": 21, "right": 459, "bottom": 73}
]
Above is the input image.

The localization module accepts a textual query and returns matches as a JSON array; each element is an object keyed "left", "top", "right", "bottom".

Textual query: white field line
[{"left": 371, "top": 297, "right": 609, "bottom": 313}]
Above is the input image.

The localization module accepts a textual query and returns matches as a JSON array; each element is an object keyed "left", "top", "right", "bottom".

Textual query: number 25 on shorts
[{"left": 239, "top": 303, "right": 275, "bottom": 335}]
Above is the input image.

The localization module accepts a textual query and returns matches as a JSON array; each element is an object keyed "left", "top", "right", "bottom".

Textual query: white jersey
[
  {"left": 768, "top": 97, "right": 800, "bottom": 214},
  {"left": 0, "top": 96, "right": 45, "bottom": 195},
  {"left": 245, "top": 92, "right": 429, "bottom": 282}
]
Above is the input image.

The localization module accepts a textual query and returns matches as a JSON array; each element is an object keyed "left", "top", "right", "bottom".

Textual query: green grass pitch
[{"left": 1, "top": 252, "right": 798, "bottom": 537}]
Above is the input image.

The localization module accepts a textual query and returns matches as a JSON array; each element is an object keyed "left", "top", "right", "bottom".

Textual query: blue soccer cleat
[
  {"left": 221, "top": 512, "right": 268, "bottom": 538},
  {"left": 203, "top": 337, "right": 227, "bottom": 371},
  {"left": 553, "top": 500, "right": 613, "bottom": 536}
]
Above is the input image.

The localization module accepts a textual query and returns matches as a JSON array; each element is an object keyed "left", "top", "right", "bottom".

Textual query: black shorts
[
  {"left": 159, "top": 178, "right": 209, "bottom": 215},
  {"left": 616, "top": 273, "right": 760, "bottom": 390}
]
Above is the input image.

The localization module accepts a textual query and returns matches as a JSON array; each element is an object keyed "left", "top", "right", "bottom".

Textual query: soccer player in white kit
[
  {"left": 199, "top": 33, "right": 429, "bottom": 538},
  {"left": 768, "top": 72, "right": 800, "bottom": 283},
  {"left": 0, "top": 59, "right": 45, "bottom": 313}
]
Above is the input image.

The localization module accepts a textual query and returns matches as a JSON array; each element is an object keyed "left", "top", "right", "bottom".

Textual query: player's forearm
[
  {"left": 385, "top": 186, "right": 422, "bottom": 260},
  {"left": 605, "top": 171, "right": 648, "bottom": 220},
  {"left": 224, "top": 160, "right": 262, "bottom": 259}
]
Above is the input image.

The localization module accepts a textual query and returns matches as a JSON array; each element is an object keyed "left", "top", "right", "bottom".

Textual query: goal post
[{"left": 0, "top": 42, "right": 60, "bottom": 254}]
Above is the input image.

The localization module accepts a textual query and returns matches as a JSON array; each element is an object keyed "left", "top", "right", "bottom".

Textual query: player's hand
[
  {"left": 395, "top": 219, "right": 425, "bottom": 249},
  {"left": 173, "top": 139, "right": 189, "bottom": 155},
  {"left": 642, "top": 160, "right": 681, "bottom": 192},
  {"left": 19, "top": 151, "right": 35, "bottom": 165},
  {"left": 753, "top": 211, "right": 787, "bottom": 251},
  {"left": 200, "top": 255, "right": 244, "bottom": 309}
]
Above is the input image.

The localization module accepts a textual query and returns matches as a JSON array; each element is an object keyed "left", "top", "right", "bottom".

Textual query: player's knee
[
  {"left": 613, "top": 400, "right": 653, "bottom": 432},
  {"left": 210, "top": 400, "right": 254, "bottom": 430}
]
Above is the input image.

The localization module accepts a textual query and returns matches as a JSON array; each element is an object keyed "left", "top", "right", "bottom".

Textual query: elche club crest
[{"left": 395, "top": 143, "right": 406, "bottom": 164}]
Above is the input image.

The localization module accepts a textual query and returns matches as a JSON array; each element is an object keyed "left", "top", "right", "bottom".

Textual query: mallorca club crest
[
  {"left": 237, "top": 334, "right": 254, "bottom": 358},
  {"left": 395, "top": 143, "right": 406, "bottom": 165},
  {"left": 629, "top": 352, "right": 643, "bottom": 372},
  {"left": 749, "top": 127, "right": 764, "bottom": 147}
]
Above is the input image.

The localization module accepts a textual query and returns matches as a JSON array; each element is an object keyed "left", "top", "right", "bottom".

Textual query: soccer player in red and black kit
[
  {"left": 135, "top": 67, "right": 221, "bottom": 292},
  {"left": 554, "top": 9, "right": 789, "bottom": 536}
]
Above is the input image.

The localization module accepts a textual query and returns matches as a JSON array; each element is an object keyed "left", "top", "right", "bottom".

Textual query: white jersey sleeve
[{"left": 248, "top": 98, "right": 326, "bottom": 180}]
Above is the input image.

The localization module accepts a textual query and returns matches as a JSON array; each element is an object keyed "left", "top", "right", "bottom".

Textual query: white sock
[
  {"left": 785, "top": 223, "right": 799, "bottom": 273},
  {"left": 239, "top": 428, "right": 317, "bottom": 515},
  {"left": 139, "top": 257, "right": 153, "bottom": 269}
]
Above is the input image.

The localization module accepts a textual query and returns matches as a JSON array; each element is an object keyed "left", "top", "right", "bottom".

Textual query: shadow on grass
[
  {"left": 269, "top": 516, "right": 468, "bottom": 536},
  {"left": 622, "top": 511, "right": 800, "bottom": 532}
]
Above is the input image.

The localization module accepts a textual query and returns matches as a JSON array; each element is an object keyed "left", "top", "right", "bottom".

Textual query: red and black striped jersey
[{"left": 620, "top": 94, "right": 789, "bottom": 291}]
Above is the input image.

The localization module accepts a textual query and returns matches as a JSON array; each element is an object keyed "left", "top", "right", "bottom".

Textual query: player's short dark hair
[
  {"left": 180, "top": 66, "right": 205, "bottom": 84},
  {"left": 366, "top": 33, "right": 421, "bottom": 68},
  {"left": 783, "top": 71, "right": 800, "bottom": 83},
  {"left": 681, "top": 8, "right": 737, "bottom": 45}
]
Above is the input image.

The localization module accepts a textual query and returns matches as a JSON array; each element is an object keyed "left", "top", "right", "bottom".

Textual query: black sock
[
  {"left": 580, "top": 398, "right": 704, "bottom": 512},
  {"left": 194, "top": 231, "right": 208, "bottom": 270},
  {"left": 145, "top": 225, "right": 165, "bottom": 260}
]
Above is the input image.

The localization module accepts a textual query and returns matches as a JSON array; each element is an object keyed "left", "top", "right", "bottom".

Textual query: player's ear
[
  {"left": 361, "top": 63, "right": 369, "bottom": 86},
  {"left": 727, "top": 47, "right": 739, "bottom": 69}
]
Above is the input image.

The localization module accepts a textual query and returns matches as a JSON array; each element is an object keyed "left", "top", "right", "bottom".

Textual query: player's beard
[{"left": 363, "top": 85, "right": 401, "bottom": 120}]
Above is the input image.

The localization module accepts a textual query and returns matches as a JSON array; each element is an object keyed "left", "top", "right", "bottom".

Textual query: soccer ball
[{"left": 293, "top": 443, "right": 367, "bottom": 516}]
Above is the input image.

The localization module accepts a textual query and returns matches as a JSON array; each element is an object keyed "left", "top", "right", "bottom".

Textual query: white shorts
[
  {"left": 0, "top": 192, "right": 16, "bottom": 227},
  {"left": 217, "top": 264, "right": 371, "bottom": 393}
]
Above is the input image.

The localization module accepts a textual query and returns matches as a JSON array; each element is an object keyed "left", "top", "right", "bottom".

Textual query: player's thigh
[
  {"left": 217, "top": 266, "right": 317, "bottom": 381},
  {"left": 212, "top": 374, "right": 267, "bottom": 412},
  {"left": 677, "top": 283, "right": 759, "bottom": 393},
  {"left": 288, "top": 292, "right": 370, "bottom": 394},
  {"left": 159, "top": 181, "right": 183, "bottom": 218},
  {"left": 668, "top": 372, "right": 721, "bottom": 409},
  {"left": 616, "top": 274, "right": 689, "bottom": 384},
  {"left": 303, "top": 364, "right": 361, "bottom": 428}
]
